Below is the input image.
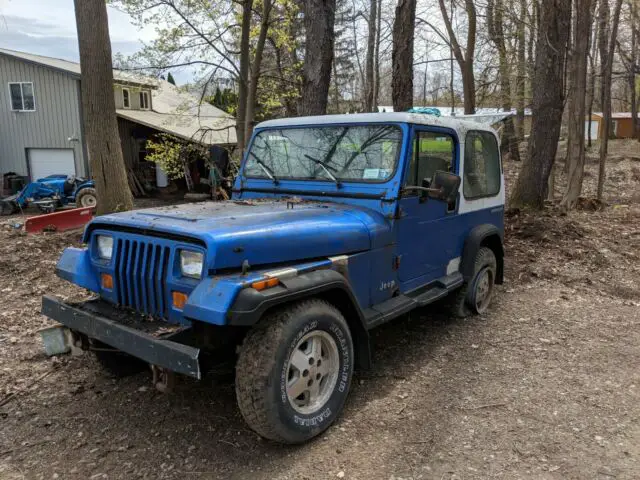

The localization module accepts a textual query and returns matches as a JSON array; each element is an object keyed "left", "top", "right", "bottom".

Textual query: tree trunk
[
  {"left": 373, "top": 0, "right": 382, "bottom": 109},
  {"left": 391, "top": 0, "right": 416, "bottom": 111},
  {"left": 364, "top": 0, "right": 377, "bottom": 112},
  {"left": 74, "top": 0, "right": 133, "bottom": 215},
  {"left": 560, "top": 0, "right": 594, "bottom": 210},
  {"left": 526, "top": 0, "right": 538, "bottom": 90},
  {"left": 299, "top": 0, "right": 337, "bottom": 116},
  {"left": 515, "top": 0, "right": 527, "bottom": 140},
  {"left": 597, "top": 0, "right": 623, "bottom": 201},
  {"left": 236, "top": 0, "right": 253, "bottom": 152},
  {"left": 244, "top": 0, "right": 272, "bottom": 143},
  {"left": 630, "top": 0, "right": 638, "bottom": 140},
  {"left": 586, "top": 13, "right": 598, "bottom": 148},
  {"left": 487, "top": 0, "right": 520, "bottom": 162},
  {"left": 438, "top": 0, "right": 476, "bottom": 114},
  {"left": 509, "top": 0, "right": 571, "bottom": 209}
]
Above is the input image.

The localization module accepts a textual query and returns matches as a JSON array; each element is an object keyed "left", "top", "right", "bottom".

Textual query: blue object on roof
[{"left": 407, "top": 107, "right": 442, "bottom": 117}]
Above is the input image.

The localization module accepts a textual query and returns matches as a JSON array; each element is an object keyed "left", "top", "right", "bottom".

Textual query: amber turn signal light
[
  {"left": 172, "top": 291, "right": 188, "bottom": 310},
  {"left": 101, "top": 273, "right": 113, "bottom": 290},
  {"left": 251, "top": 277, "right": 280, "bottom": 291}
]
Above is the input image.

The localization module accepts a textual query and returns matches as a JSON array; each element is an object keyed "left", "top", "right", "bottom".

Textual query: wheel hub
[
  {"left": 82, "top": 195, "right": 97, "bottom": 207},
  {"left": 474, "top": 268, "right": 493, "bottom": 313},
  {"left": 285, "top": 330, "right": 339, "bottom": 414}
]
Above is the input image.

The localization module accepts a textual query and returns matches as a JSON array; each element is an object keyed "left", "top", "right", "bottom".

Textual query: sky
[{"left": 0, "top": 0, "right": 184, "bottom": 80}]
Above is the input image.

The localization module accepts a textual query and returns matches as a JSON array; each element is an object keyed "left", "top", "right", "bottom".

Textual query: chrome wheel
[
  {"left": 474, "top": 268, "right": 494, "bottom": 313},
  {"left": 285, "top": 330, "right": 340, "bottom": 414}
]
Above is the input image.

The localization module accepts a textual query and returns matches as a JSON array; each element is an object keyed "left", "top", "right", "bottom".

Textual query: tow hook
[{"left": 151, "top": 365, "right": 176, "bottom": 393}]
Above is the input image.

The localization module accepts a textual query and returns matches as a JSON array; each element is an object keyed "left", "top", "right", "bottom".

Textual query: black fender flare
[
  {"left": 228, "top": 269, "right": 372, "bottom": 370},
  {"left": 460, "top": 224, "right": 504, "bottom": 284}
]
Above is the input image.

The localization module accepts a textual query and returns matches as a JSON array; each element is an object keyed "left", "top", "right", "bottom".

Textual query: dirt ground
[{"left": 1, "top": 141, "right": 639, "bottom": 480}]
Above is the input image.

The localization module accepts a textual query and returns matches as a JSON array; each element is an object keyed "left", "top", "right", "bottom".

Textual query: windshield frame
[{"left": 240, "top": 122, "right": 407, "bottom": 185}]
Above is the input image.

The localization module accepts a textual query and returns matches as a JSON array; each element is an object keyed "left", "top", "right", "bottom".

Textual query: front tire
[{"left": 236, "top": 299, "right": 354, "bottom": 444}]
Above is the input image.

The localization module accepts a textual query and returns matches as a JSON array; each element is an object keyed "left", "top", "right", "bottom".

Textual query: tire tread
[
  {"left": 235, "top": 298, "right": 346, "bottom": 443},
  {"left": 450, "top": 247, "right": 497, "bottom": 317}
]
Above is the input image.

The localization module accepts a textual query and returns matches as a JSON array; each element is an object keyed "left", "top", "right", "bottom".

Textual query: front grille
[{"left": 114, "top": 238, "right": 171, "bottom": 317}]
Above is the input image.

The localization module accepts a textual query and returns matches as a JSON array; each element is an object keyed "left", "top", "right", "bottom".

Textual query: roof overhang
[{"left": 116, "top": 110, "right": 237, "bottom": 146}]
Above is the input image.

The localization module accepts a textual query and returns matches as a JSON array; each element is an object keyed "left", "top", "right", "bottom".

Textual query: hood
[{"left": 88, "top": 200, "right": 392, "bottom": 270}]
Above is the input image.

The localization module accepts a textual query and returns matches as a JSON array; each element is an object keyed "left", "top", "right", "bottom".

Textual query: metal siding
[{"left": 0, "top": 54, "right": 85, "bottom": 178}]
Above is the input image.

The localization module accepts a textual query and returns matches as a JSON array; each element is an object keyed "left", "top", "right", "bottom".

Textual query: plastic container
[{"left": 38, "top": 325, "right": 70, "bottom": 356}]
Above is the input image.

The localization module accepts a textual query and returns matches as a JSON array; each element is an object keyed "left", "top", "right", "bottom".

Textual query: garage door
[{"left": 28, "top": 148, "right": 76, "bottom": 181}]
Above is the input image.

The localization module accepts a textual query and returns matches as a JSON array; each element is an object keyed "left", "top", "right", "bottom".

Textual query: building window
[
  {"left": 463, "top": 130, "right": 501, "bottom": 199},
  {"left": 9, "top": 82, "right": 35, "bottom": 111},
  {"left": 122, "top": 88, "right": 130, "bottom": 108},
  {"left": 139, "top": 91, "right": 150, "bottom": 109}
]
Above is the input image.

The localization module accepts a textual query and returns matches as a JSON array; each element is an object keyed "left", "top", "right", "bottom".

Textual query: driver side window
[{"left": 405, "top": 131, "right": 455, "bottom": 189}]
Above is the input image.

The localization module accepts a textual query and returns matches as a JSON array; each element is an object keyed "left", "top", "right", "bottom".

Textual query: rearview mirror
[{"left": 422, "top": 171, "right": 461, "bottom": 203}]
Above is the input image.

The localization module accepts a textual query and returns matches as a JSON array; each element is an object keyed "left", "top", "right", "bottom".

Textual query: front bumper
[{"left": 41, "top": 295, "right": 201, "bottom": 379}]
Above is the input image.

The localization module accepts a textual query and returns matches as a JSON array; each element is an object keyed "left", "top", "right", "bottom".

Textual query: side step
[{"left": 363, "top": 272, "right": 464, "bottom": 330}]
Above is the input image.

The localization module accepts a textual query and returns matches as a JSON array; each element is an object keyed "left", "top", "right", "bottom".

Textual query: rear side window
[{"left": 463, "top": 131, "right": 501, "bottom": 199}]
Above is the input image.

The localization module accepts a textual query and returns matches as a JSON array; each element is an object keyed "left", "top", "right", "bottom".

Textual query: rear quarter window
[{"left": 463, "top": 131, "right": 501, "bottom": 199}]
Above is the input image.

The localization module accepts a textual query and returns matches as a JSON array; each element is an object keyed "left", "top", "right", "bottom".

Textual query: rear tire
[
  {"left": 76, "top": 188, "right": 97, "bottom": 209},
  {"left": 235, "top": 299, "right": 354, "bottom": 444},
  {"left": 450, "top": 247, "right": 497, "bottom": 317},
  {"left": 90, "top": 340, "right": 147, "bottom": 377},
  {"left": 0, "top": 200, "right": 17, "bottom": 215}
]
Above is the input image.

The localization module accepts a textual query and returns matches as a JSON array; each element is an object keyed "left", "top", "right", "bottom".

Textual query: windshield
[{"left": 243, "top": 125, "right": 403, "bottom": 182}]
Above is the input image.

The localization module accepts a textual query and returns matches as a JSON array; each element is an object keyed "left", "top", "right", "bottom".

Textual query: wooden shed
[
  {"left": 586, "top": 112, "right": 639, "bottom": 140},
  {"left": 611, "top": 112, "right": 640, "bottom": 139}
]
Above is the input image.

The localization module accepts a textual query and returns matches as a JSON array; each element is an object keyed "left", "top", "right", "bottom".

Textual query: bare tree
[
  {"left": 586, "top": 9, "right": 600, "bottom": 148},
  {"left": 236, "top": 0, "right": 253, "bottom": 153},
  {"left": 299, "top": 0, "right": 337, "bottom": 115},
  {"left": 597, "top": 0, "right": 624, "bottom": 201},
  {"left": 515, "top": 0, "right": 527, "bottom": 140},
  {"left": 244, "top": 0, "right": 273, "bottom": 142},
  {"left": 74, "top": 0, "right": 133, "bottom": 214},
  {"left": 112, "top": 0, "right": 276, "bottom": 153},
  {"left": 364, "top": 0, "right": 378, "bottom": 111},
  {"left": 560, "top": 0, "right": 596, "bottom": 209},
  {"left": 438, "top": 0, "right": 477, "bottom": 114},
  {"left": 374, "top": 0, "right": 383, "bottom": 109},
  {"left": 617, "top": 0, "right": 638, "bottom": 140},
  {"left": 487, "top": 0, "right": 520, "bottom": 162},
  {"left": 510, "top": 0, "right": 571, "bottom": 208},
  {"left": 391, "top": 0, "right": 417, "bottom": 111}
]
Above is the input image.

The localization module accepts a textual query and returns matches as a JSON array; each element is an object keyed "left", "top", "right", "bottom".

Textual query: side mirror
[{"left": 422, "top": 171, "right": 461, "bottom": 203}]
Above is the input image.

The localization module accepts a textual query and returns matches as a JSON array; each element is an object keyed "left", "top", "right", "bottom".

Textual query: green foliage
[
  {"left": 145, "top": 134, "right": 205, "bottom": 180},
  {"left": 167, "top": 72, "right": 176, "bottom": 85},
  {"left": 209, "top": 87, "right": 238, "bottom": 115}
]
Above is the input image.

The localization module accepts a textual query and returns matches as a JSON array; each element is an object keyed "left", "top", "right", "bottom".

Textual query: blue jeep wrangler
[{"left": 42, "top": 112, "right": 504, "bottom": 444}]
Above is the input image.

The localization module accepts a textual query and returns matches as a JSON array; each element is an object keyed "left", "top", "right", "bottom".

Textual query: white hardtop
[{"left": 257, "top": 112, "right": 494, "bottom": 134}]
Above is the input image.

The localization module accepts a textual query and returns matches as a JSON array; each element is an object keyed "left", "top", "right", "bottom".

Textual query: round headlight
[
  {"left": 96, "top": 235, "right": 113, "bottom": 260},
  {"left": 180, "top": 250, "right": 204, "bottom": 279}
]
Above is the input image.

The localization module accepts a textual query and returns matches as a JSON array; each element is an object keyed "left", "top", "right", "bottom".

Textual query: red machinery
[{"left": 25, "top": 207, "right": 94, "bottom": 234}]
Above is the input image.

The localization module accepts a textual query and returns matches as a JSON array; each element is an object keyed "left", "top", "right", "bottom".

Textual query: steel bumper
[{"left": 41, "top": 295, "right": 201, "bottom": 379}]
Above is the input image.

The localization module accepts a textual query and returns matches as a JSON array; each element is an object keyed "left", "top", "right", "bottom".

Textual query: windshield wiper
[
  {"left": 249, "top": 152, "right": 279, "bottom": 185},
  {"left": 304, "top": 154, "right": 342, "bottom": 188}
]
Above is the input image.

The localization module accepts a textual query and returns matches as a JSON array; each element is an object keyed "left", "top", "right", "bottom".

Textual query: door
[
  {"left": 395, "top": 127, "right": 460, "bottom": 289},
  {"left": 585, "top": 120, "right": 599, "bottom": 140},
  {"left": 28, "top": 148, "right": 76, "bottom": 181}
]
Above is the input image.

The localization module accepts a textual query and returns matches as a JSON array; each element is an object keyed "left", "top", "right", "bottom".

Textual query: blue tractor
[
  {"left": 41, "top": 113, "right": 505, "bottom": 444},
  {"left": 0, "top": 175, "right": 97, "bottom": 215}
]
